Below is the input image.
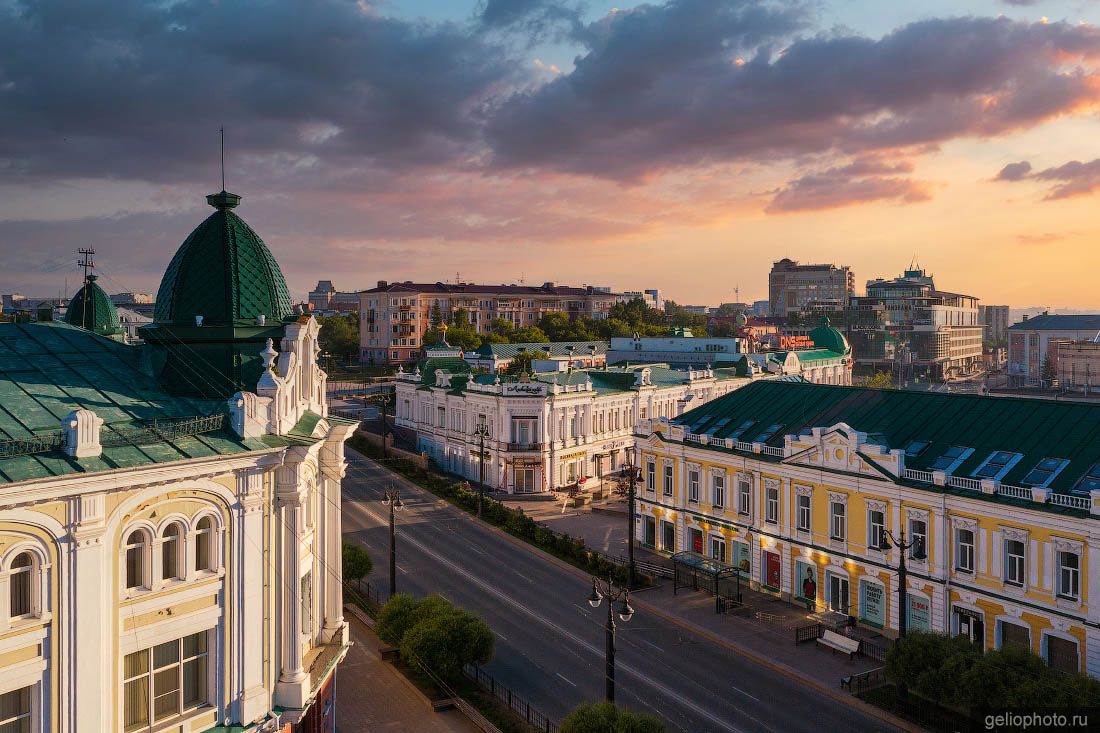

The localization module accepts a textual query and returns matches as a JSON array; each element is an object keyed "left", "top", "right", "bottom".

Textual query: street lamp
[
  {"left": 586, "top": 575, "right": 634, "bottom": 703},
  {"left": 381, "top": 485, "right": 404, "bottom": 596},
  {"left": 473, "top": 423, "right": 490, "bottom": 517},
  {"left": 883, "top": 529, "right": 926, "bottom": 638},
  {"left": 622, "top": 455, "right": 642, "bottom": 589}
]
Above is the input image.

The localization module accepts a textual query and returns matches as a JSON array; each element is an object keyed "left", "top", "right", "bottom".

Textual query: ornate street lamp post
[
  {"left": 883, "top": 529, "right": 926, "bottom": 637},
  {"left": 474, "top": 424, "right": 490, "bottom": 517},
  {"left": 381, "top": 485, "right": 404, "bottom": 596},
  {"left": 587, "top": 575, "right": 634, "bottom": 703},
  {"left": 622, "top": 455, "right": 642, "bottom": 589}
]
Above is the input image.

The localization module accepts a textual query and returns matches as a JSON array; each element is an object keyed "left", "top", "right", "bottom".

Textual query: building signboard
[
  {"left": 907, "top": 594, "right": 931, "bottom": 632},
  {"left": 733, "top": 541, "right": 751, "bottom": 578},
  {"left": 795, "top": 559, "right": 818, "bottom": 603},
  {"left": 859, "top": 579, "right": 886, "bottom": 628},
  {"left": 504, "top": 383, "right": 547, "bottom": 396}
]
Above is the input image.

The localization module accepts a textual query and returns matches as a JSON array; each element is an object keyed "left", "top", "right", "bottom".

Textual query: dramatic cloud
[
  {"left": 766, "top": 158, "right": 931, "bottom": 212},
  {"left": 477, "top": 0, "right": 584, "bottom": 41},
  {"left": 995, "top": 161, "right": 1033, "bottom": 181},
  {"left": 486, "top": 13, "right": 1100, "bottom": 178},
  {"left": 995, "top": 158, "right": 1100, "bottom": 198}
]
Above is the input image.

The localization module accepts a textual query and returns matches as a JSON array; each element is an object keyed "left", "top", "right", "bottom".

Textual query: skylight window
[
  {"left": 728, "top": 420, "right": 755, "bottom": 441},
  {"left": 756, "top": 423, "right": 784, "bottom": 442},
  {"left": 928, "top": 445, "right": 969, "bottom": 472},
  {"left": 1075, "top": 463, "right": 1100, "bottom": 493},
  {"left": 972, "top": 451, "right": 1019, "bottom": 479},
  {"left": 904, "top": 440, "right": 930, "bottom": 457},
  {"left": 1022, "top": 458, "right": 1068, "bottom": 487}
]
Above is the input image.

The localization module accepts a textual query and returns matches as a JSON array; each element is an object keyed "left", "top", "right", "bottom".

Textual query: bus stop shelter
[{"left": 672, "top": 551, "right": 744, "bottom": 613}]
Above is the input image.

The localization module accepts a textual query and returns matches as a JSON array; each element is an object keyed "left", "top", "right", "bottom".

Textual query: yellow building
[{"left": 635, "top": 380, "right": 1100, "bottom": 676}]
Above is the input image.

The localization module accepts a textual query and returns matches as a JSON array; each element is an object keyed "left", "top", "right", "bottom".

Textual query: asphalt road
[{"left": 341, "top": 450, "right": 897, "bottom": 733}]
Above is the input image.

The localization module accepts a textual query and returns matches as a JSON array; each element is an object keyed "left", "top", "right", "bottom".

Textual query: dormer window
[
  {"left": 929, "top": 445, "right": 969, "bottom": 472},
  {"left": 971, "top": 451, "right": 1020, "bottom": 480},
  {"left": 1074, "top": 463, "right": 1100, "bottom": 493},
  {"left": 1021, "top": 458, "right": 1068, "bottom": 487},
  {"left": 729, "top": 420, "right": 755, "bottom": 441},
  {"left": 904, "top": 440, "right": 930, "bottom": 457}
]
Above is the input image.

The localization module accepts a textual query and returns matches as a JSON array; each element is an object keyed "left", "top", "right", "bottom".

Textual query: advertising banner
[
  {"left": 907, "top": 594, "right": 931, "bottom": 632},
  {"left": 795, "top": 559, "right": 818, "bottom": 603},
  {"left": 733, "top": 541, "right": 751, "bottom": 578},
  {"left": 859, "top": 579, "right": 886, "bottom": 628},
  {"left": 763, "top": 551, "right": 781, "bottom": 590}
]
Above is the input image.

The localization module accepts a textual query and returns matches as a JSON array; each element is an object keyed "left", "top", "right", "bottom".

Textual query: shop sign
[
  {"left": 733, "top": 541, "right": 751, "bottom": 578},
  {"left": 504, "top": 383, "right": 546, "bottom": 396},
  {"left": 907, "top": 594, "right": 931, "bottom": 632},
  {"left": 859, "top": 579, "right": 886, "bottom": 628}
]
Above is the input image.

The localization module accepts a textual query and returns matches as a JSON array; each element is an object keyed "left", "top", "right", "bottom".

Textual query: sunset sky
[{"left": 3, "top": 0, "right": 1100, "bottom": 308}]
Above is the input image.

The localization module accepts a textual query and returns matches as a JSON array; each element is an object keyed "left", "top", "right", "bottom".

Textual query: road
[{"left": 341, "top": 450, "right": 896, "bottom": 733}]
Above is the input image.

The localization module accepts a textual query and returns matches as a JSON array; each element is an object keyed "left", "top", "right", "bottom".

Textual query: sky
[{"left": 3, "top": 0, "right": 1100, "bottom": 308}]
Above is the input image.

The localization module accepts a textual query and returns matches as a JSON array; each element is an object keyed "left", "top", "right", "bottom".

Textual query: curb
[{"left": 346, "top": 449, "right": 917, "bottom": 732}]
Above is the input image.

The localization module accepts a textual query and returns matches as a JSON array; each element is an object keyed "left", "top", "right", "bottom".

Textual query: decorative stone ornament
[{"left": 63, "top": 409, "right": 104, "bottom": 458}]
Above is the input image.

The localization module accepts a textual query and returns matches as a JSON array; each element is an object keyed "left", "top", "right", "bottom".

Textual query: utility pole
[
  {"left": 382, "top": 486, "right": 403, "bottom": 596},
  {"left": 77, "top": 248, "right": 96, "bottom": 330},
  {"left": 625, "top": 455, "right": 640, "bottom": 589}
]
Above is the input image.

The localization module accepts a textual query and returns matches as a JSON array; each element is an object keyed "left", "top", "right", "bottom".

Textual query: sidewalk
[{"left": 337, "top": 611, "right": 478, "bottom": 733}]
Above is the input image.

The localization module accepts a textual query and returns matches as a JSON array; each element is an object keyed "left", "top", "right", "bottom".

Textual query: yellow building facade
[{"left": 634, "top": 381, "right": 1100, "bottom": 677}]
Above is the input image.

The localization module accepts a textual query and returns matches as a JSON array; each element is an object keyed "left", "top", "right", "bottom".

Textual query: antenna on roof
[
  {"left": 219, "top": 126, "right": 226, "bottom": 191},
  {"left": 77, "top": 247, "right": 96, "bottom": 330}
]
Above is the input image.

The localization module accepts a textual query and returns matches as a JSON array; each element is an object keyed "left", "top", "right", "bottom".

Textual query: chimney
[
  {"left": 543, "top": 281, "right": 554, "bottom": 289},
  {"left": 377, "top": 280, "right": 388, "bottom": 288},
  {"left": 1022, "top": 314, "right": 1029, "bottom": 321}
]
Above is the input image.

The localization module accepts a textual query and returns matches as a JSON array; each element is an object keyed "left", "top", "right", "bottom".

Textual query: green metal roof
[
  {"left": 0, "top": 322, "right": 289, "bottom": 484},
  {"left": 154, "top": 191, "right": 293, "bottom": 326},
  {"left": 674, "top": 380, "right": 1100, "bottom": 497},
  {"left": 807, "top": 317, "right": 849, "bottom": 354},
  {"left": 64, "top": 275, "right": 122, "bottom": 336},
  {"left": 474, "top": 340, "right": 608, "bottom": 359}
]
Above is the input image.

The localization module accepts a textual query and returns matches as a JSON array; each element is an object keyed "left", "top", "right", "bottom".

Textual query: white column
[
  {"left": 69, "top": 491, "right": 110, "bottom": 733},
  {"left": 274, "top": 462, "right": 309, "bottom": 709},
  {"left": 235, "top": 468, "right": 269, "bottom": 724},
  {"left": 319, "top": 445, "right": 347, "bottom": 642}
]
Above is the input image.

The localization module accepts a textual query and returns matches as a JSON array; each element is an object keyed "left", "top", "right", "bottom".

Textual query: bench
[{"left": 817, "top": 629, "right": 861, "bottom": 658}]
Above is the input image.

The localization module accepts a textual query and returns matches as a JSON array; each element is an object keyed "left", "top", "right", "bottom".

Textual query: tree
[
  {"left": 452, "top": 307, "right": 470, "bottom": 328},
  {"left": 1041, "top": 353, "right": 1057, "bottom": 383},
  {"left": 857, "top": 370, "right": 894, "bottom": 389},
  {"left": 429, "top": 303, "right": 445, "bottom": 329},
  {"left": 504, "top": 349, "right": 549, "bottom": 375},
  {"left": 317, "top": 313, "right": 360, "bottom": 362},
  {"left": 399, "top": 606, "right": 494, "bottom": 683},
  {"left": 561, "top": 702, "right": 665, "bottom": 733},
  {"left": 490, "top": 317, "right": 515, "bottom": 337},
  {"left": 511, "top": 325, "right": 549, "bottom": 344},
  {"left": 376, "top": 594, "right": 452, "bottom": 646},
  {"left": 341, "top": 541, "right": 373, "bottom": 583}
]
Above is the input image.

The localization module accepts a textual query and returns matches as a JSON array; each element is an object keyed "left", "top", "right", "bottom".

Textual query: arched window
[
  {"left": 194, "top": 517, "right": 214, "bottom": 572},
  {"left": 9, "top": 552, "right": 34, "bottom": 618},
  {"left": 161, "top": 524, "right": 182, "bottom": 581},
  {"left": 125, "top": 531, "right": 147, "bottom": 590}
]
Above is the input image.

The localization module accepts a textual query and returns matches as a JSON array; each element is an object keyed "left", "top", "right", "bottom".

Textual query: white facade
[
  {"left": 395, "top": 364, "right": 751, "bottom": 494},
  {"left": 608, "top": 335, "right": 745, "bottom": 366}
]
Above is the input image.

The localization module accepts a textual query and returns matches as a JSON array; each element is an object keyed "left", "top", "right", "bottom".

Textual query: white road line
[
  {"left": 730, "top": 685, "right": 760, "bottom": 702},
  {"left": 634, "top": 636, "right": 665, "bottom": 653},
  {"left": 495, "top": 630, "right": 508, "bottom": 641},
  {"left": 346, "top": 500, "right": 754, "bottom": 733},
  {"left": 556, "top": 672, "right": 577, "bottom": 687}
]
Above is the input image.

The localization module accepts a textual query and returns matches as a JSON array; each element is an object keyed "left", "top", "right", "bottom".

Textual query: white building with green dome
[{"left": 0, "top": 190, "right": 354, "bottom": 733}]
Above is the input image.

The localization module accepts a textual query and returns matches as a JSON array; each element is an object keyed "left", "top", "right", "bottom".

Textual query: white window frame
[
  {"left": 1057, "top": 550, "right": 1080, "bottom": 601},
  {"left": 123, "top": 630, "right": 211, "bottom": 732},
  {"left": 796, "top": 493, "right": 811, "bottom": 532},
  {"left": 1003, "top": 538, "right": 1026, "bottom": 587},
  {"left": 712, "top": 472, "right": 726, "bottom": 508},
  {"left": 645, "top": 461, "right": 655, "bottom": 494},
  {"left": 688, "top": 470, "right": 700, "bottom": 503},
  {"left": 955, "top": 528, "right": 975, "bottom": 573},
  {"left": 867, "top": 509, "right": 886, "bottom": 550},
  {"left": 829, "top": 501, "right": 846, "bottom": 542},
  {"left": 663, "top": 464, "right": 673, "bottom": 497},
  {"left": 737, "top": 477, "right": 751, "bottom": 516},
  {"left": 122, "top": 528, "right": 153, "bottom": 594},
  {"left": 908, "top": 515, "right": 928, "bottom": 561},
  {"left": 765, "top": 485, "right": 779, "bottom": 525},
  {"left": 5, "top": 549, "right": 43, "bottom": 623},
  {"left": 0, "top": 686, "right": 32, "bottom": 733}
]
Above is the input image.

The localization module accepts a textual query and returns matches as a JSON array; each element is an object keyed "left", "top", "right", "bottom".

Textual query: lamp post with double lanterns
[
  {"left": 621, "top": 455, "right": 642, "bottom": 589},
  {"left": 586, "top": 575, "right": 634, "bottom": 703},
  {"left": 882, "top": 529, "right": 926, "bottom": 637},
  {"left": 473, "top": 423, "right": 490, "bottom": 517},
  {"left": 381, "top": 485, "right": 404, "bottom": 596}
]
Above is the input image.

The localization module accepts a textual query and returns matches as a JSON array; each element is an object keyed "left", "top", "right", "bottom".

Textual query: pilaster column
[
  {"left": 68, "top": 493, "right": 109, "bottom": 733},
  {"left": 274, "top": 460, "right": 309, "bottom": 710},
  {"left": 234, "top": 467, "right": 269, "bottom": 725},
  {"left": 320, "top": 440, "right": 347, "bottom": 642}
]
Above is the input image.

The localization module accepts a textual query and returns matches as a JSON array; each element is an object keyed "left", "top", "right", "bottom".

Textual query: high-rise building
[
  {"left": 768, "top": 259, "right": 854, "bottom": 318},
  {"left": 358, "top": 280, "right": 619, "bottom": 364},
  {"left": 751, "top": 299, "right": 770, "bottom": 317},
  {"left": 979, "top": 304, "right": 1011, "bottom": 343},
  {"left": 848, "top": 267, "right": 982, "bottom": 379}
]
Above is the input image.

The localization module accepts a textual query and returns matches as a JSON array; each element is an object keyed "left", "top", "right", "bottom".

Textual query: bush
[
  {"left": 376, "top": 594, "right": 451, "bottom": 646},
  {"left": 400, "top": 606, "right": 494, "bottom": 683},
  {"left": 560, "top": 702, "right": 665, "bottom": 733},
  {"left": 341, "top": 540, "right": 373, "bottom": 583}
]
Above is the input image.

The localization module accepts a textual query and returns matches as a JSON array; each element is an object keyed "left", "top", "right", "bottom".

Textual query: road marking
[
  {"left": 634, "top": 636, "right": 665, "bottom": 653},
  {"left": 468, "top": 545, "right": 487, "bottom": 556},
  {"left": 346, "top": 500, "right": 752, "bottom": 733},
  {"left": 556, "top": 672, "right": 577, "bottom": 687},
  {"left": 494, "top": 630, "right": 508, "bottom": 641},
  {"left": 730, "top": 685, "right": 760, "bottom": 702}
]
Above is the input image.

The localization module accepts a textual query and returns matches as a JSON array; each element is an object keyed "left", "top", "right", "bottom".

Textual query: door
[
  {"left": 710, "top": 537, "right": 726, "bottom": 563},
  {"left": 689, "top": 528, "right": 703, "bottom": 554},
  {"left": 643, "top": 516, "right": 656, "bottom": 547},
  {"left": 828, "top": 573, "right": 850, "bottom": 614},
  {"left": 955, "top": 607, "right": 984, "bottom": 645},
  {"left": 662, "top": 521, "right": 676, "bottom": 552}
]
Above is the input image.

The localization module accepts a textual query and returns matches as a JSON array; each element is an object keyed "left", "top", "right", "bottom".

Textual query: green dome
[
  {"left": 65, "top": 275, "right": 121, "bottom": 335},
  {"left": 153, "top": 191, "right": 293, "bottom": 325},
  {"left": 809, "top": 316, "right": 850, "bottom": 354}
]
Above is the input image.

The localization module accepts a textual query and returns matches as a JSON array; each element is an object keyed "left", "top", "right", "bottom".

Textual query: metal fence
[
  {"left": 841, "top": 666, "right": 888, "bottom": 695},
  {"left": 464, "top": 663, "right": 559, "bottom": 733},
  {"left": 593, "top": 550, "right": 674, "bottom": 579}
]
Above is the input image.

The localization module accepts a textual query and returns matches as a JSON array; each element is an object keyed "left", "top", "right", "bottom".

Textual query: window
[
  {"left": 661, "top": 521, "right": 676, "bottom": 552},
  {"left": 1023, "top": 458, "right": 1068, "bottom": 487},
  {"left": 738, "top": 477, "right": 751, "bottom": 516},
  {"left": 908, "top": 518, "right": 927, "bottom": 560},
  {"left": 125, "top": 531, "right": 147, "bottom": 590},
  {"left": 929, "top": 445, "right": 968, "bottom": 472},
  {"left": 765, "top": 486, "right": 779, "bottom": 524},
  {"left": 756, "top": 423, "right": 784, "bottom": 442},
  {"left": 643, "top": 516, "right": 656, "bottom": 546},
  {"left": 1047, "top": 635, "right": 1080, "bottom": 675},
  {"left": 645, "top": 462, "right": 655, "bottom": 493},
  {"left": 796, "top": 494, "right": 811, "bottom": 531},
  {"left": 194, "top": 517, "right": 214, "bottom": 573},
  {"left": 710, "top": 537, "right": 726, "bottom": 563},
  {"left": 712, "top": 474, "right": 725, "bottom": 508},
  {"left": 663, "top": 465, "right": 673, "bottom": 496},
  {"left": 514, "top": 467, "right": 536, "bottom": 493},
  {"left": 972, "top": 451, "right": 1018, "bottom": 479},
  {"left": 8, "top": 552, "right": 33, "bottom": 618},
  {"left": 1004, "top": 539, "right": 1026, "bottom": 586},
  {"left": 1058, "top": 551, "right": 1080, "bottom": 600},
  {"left": 829, "top": 501, "right": 846, "bottom": 541},
  {"left": 868, "top": 510, "right": 886, "bottom": 550},
  {"left": 161, "top": 524, "right": 181, "bottom": 581},
  {"left": 0, "top": 687, "right": 30, "bottom": 733},
  {"left": 301, "top": 571, "right": 313, "bottom": 639},
  {"left": 904, "top": 439, "right": 930, "bottom": 457},
  {"left": 728, "top": 420, "right": 755, "bottom": 442},
  {"left": 688, "top": 470, "right": 700, "bottom": 503},
  {"left": 124, "top": 632, "right": 209, "bottom": 731},
  {"left": 955, "top": 528, "right": 975, "bottom": 572},
  {"left": 437, "top": 407, "right": 446, "bottom": 428},
  {"left": 1075, "top": 463, "right": 1100, "bottom": 493}
]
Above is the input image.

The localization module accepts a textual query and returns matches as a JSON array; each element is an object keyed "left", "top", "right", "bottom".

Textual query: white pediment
[{"left": 784, "top": 422, "right": 897, "bottom": 479}]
